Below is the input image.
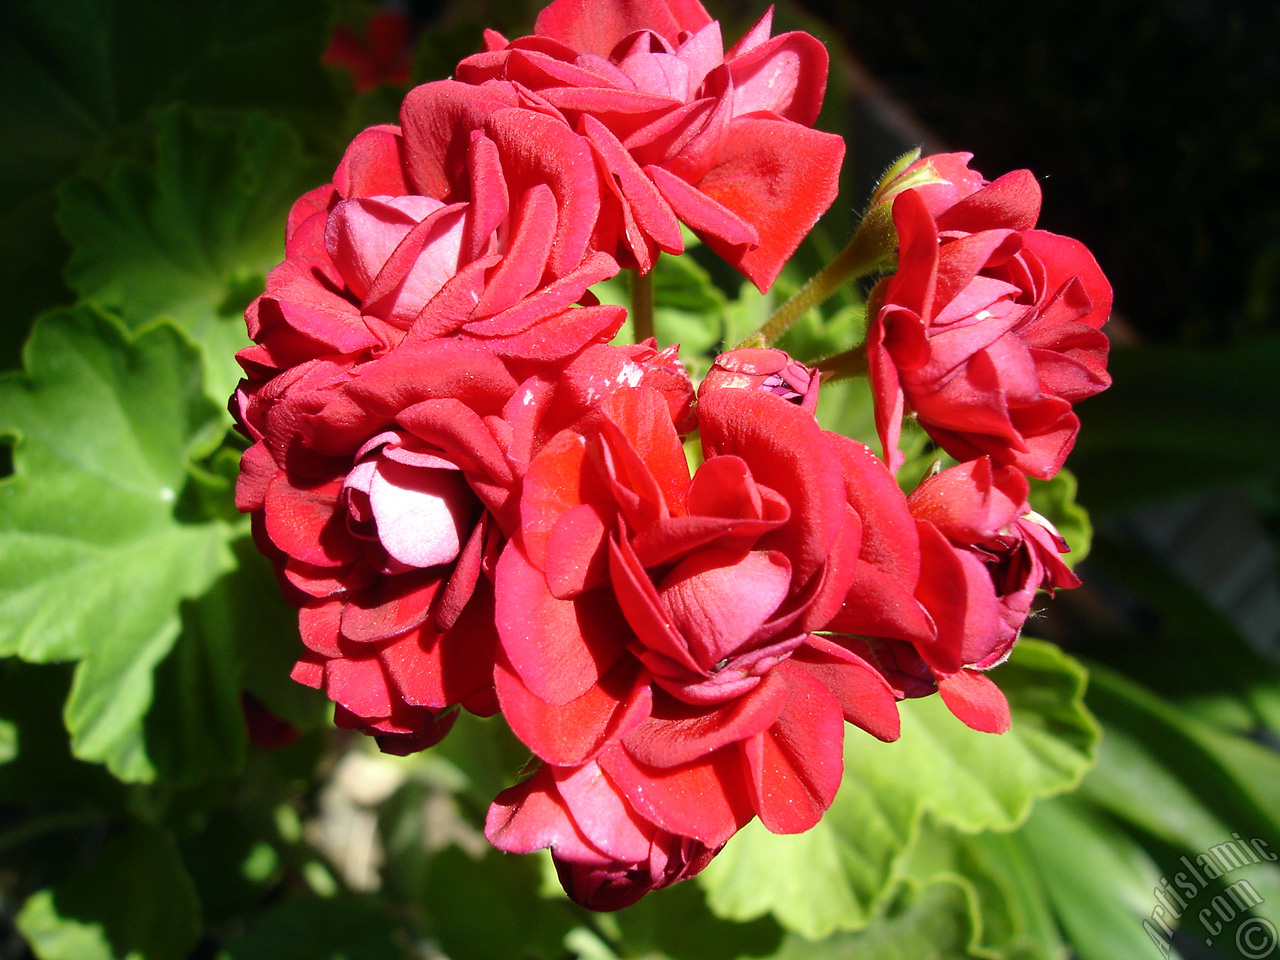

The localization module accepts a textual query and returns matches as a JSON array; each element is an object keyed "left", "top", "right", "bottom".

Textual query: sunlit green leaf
[
  {"left": 768, "top": 880, "right": 991, "bottom": 960},
  {"left": 1019, "top": 795, "right": 1168, "bottom": 960},
  {"left": 0, "top": 307, "right": 235, "bottom": 781},
  {"left": 901, "top": 821, "right": 1067, "bottom": 960}
]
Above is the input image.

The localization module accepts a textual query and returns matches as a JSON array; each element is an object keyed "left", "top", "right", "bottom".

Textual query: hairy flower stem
[
  {"left": 752, "top": 218, "right": 895, "bottom": 347},
  {"left": 815, "top": 343, "right": 870, "bottom": 381},
  {"left": 632, "top": 269, "right": 655, "bottom": 344}
]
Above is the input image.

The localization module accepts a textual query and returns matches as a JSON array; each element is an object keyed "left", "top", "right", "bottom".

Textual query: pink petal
[
  {"left": 368, "top": 460, "right": 473, "bottom": 568},
  {"left": 658, "top": 548, "right": 791, "bottom": 668}
]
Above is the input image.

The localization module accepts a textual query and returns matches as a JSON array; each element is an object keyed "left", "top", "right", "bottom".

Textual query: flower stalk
[{"left": 632, "top": 268, "right": 654, "bottom": 344}]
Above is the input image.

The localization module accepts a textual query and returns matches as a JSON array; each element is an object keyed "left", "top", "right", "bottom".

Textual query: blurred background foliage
[{"left": 0, "top": 0, "right": 1277, "bottom": 958}]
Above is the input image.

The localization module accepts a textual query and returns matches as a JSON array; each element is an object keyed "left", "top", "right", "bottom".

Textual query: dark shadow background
[{"left": 794, "top": 0, "right": 1280, "bottom": 347}]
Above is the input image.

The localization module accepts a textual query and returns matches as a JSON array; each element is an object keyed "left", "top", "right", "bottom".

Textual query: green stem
[
  {"left": 631, "top": 269, "right": 654, "bottom": 344},
  {"left": 751, "top": 211, "right": 896, "bottom": 347},
  {"left": 0, "top": 810, "right": 102, "bottom": 855},
  {"left": 815, "top": 343, "right": 870, "bottom": 381}
]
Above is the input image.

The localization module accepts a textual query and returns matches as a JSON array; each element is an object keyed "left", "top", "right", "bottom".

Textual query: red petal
[
  {"left": 693, "top": 117, "right": 844, "bottom": 291},
  {"left": 742, "top": 661, "right": 844, "bottom": 833},
  {"left": 545, "top": 502, "right": 610, "bottom": 598},
  {"left": 496, "top": 654, "right": 651, "bottom": 764},
  {"left": 623, "top": 678, "right": 786, "bottom": 768},
  {"left": 340, "top": 570, "right": 444, "bottom": 643},
  {"left": 600, "top": 743, "right": 752, "bottom": 847},
  {"left": 938, "top": 669, "right": 1010, "bottom": 733},
  {"left": 792, "top": 636, "right": 900, "bottom": 741},
  {"left": 495, "top": 541, "right": 625, "bottom": 704}
]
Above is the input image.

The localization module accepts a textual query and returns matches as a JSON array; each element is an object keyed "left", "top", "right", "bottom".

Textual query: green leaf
[
  {"left": 420, "top": 846, "right": 581, "bottom": 960},
  {"left": 0, "top": 0, "right": 339, "bottom": 366},
  {"left": 0, "top": 663, "right": 127, "bottom": 814},
  {"left": 0, "top": 307, "right": 235, "bottom": 781},
  {"left": 700, "top": 640, "right": 1098, "bottom": 938},
  {"left": 607, "top": 876, "right": 784, "bottom": 960},
  {"left": 1070, "top": 338, "right": 1280, "bottom": 511},
  {"left": 0, "top": 716, "right": 15, "bottom": 766},
  {"left": 1080, "top": 664, "right": 1280, "bottom": 908},
  {"left": 767, "top": 880, "right": 992, "bottom": 960},
  {"left": 1083, "top": 534, "right": 1280, "bottom": 740},
  {"left": 218, "top": 894, "right": 402, "bottom": 960},
  {"left": 223, "top": 538, "right": 330, "bottom": 733},
  {"left": 900, "top": 821, "right": 1068, "bottom": 960},
  {"left": 1019, "top": 795, "right": 1169, "bottom": 960},
  {"left": 651, "top": 252, "right": 729, "bottom": 378},
  {"left": 16, "top": 821, "right": 200, "bottom": 960},
  {"left": 57, "top": 108, "right": 323, "bottom": 407}
]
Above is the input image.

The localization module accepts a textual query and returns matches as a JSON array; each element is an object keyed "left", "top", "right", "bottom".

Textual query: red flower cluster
[{"left": 234, "top": 0, "right": 1109, "bottom": 910}]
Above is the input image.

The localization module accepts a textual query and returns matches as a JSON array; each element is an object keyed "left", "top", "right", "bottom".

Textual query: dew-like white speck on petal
[{"left": 616, "top": 362, "right": 644, "bottom": 388}]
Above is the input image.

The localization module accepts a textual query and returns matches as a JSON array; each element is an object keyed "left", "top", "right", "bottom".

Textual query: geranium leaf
[
  {"left": 1019, "top": 795, "right": 1166, "bottom": 960},
  {"left": 1080, "top": 664, "right": 1280, "bottom": 909},
  {"left": 57, "top": 108, "right": 324, "bottom": 408},
  {"left": 0, "top": 717, "right": 15, "bottom": 767},
  {"left": 15, "top": 821, "right": 200, "bottom": 960},
  {"left": 0, "top": 307, "right": 236, "bottom": 781},
  {"left": 699, "top": 640, "right": 1098, "bottom": 938},
  {"left": 420, "top": 846, "right": 582, "bottom": 960},
  {"left": 767, "top": 880, "right": 991, "bottom": 960},
  {"left": 219, "top": 894, "right": 402, "bottom": 960},
  {"left": 900, "top": 819, "right": 1067, "bottom": 960},
  {"left": 0, "top": 0, "right": 339, "bottom": 366}
]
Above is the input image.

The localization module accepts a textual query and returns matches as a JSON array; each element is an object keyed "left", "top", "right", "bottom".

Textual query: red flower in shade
[
  {"left": 486, "top": 759, "right": 718, "bottom": 910},
  {"left": 323, "top": 10, "right": 414, "bottom": 94},
  {"left": 239, "top": 79, "right": 624, "bottom": 391},
  {"left": 233, "top": 337, "right": 695, "bottom": 748},
  {"left": 486, "top": 364, "right": 912, "bottom": 904},
  {"left": 906, "top": 457, "right": 1079, "bottom": 732},
  {"left": 456, "top": 0, "right": 844, "bottom": 287},
  {"left": 868, "top": 170, "right": 1112, "bottom": 479},
  {"left": 235, "top": 341, "right": 521, "bottom": 742}
]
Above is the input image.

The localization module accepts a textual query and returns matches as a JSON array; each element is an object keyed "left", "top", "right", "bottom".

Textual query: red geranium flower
[
  {"left": 907, "top": 457, "right": 1079, "bottom": 731},
  {"left": 456, "top": 0, "right": 844, "bottom": 287},
  {"left": 485, "top": 362, "right": 918, "bottom": 904},
  {"left": 234, "top": 338, "right": 695, "bottom": 746},
  {"left": 239, "top": 79, "right": 624, "bottom": 392},
  {"left": 869, "top": 168, "right": 1112, "bottom": 479}
]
